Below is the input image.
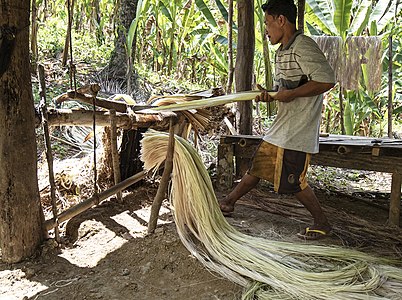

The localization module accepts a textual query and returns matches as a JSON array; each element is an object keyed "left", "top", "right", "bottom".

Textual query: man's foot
[
  {"left": 219, "top": 198, "right": 235, "bottom": 216},
  {"left": 297, "top": 225, "right": 332, "bottom": 240}
]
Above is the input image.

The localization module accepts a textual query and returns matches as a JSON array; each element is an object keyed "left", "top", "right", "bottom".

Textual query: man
[{"left": 220, "top": 0, "right": 335, "bottom": 240}]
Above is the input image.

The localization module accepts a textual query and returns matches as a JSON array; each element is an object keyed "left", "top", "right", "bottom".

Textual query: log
[
  {"left": 45, "top": 109, "right": 132, "bottom": 128},
  {"left": 36, "top": 109, "right": 172, "bottom": 129},
  {"left": 66, "top": 91, "right": 128, "bottom": 112},
  {"left": 53, "top": 83, "right": 100, "bottom": 103},
  {"left": 44, "top": 170, "right": 146, "bottom": 231}
]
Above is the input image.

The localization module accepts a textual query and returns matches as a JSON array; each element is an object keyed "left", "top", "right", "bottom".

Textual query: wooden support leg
[
  {"left": 389, "top": 172, "right": 401, "bottom": 227},
  {"left": 216, "top": 140, "right": 234, "bottom": 191},
  {"left": 148, "top": 118, "right": 175, "bottom": 234}
]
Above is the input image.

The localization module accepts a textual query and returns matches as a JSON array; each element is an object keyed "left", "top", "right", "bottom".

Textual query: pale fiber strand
[
  {"left": 141, "top": 130, "right": 402, "bottom": 300},
  {"left": 148, "top": 91, "right": 264, "bottom": 112}
]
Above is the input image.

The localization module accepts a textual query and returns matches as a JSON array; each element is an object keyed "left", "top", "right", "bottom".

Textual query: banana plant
[{"left": 305, "top": 0, "right": 402, "bottom": 135}]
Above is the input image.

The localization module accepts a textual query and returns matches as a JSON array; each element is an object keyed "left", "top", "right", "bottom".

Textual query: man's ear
[{"left": 278, "top": 15, "right": 287, "bottom": 26}]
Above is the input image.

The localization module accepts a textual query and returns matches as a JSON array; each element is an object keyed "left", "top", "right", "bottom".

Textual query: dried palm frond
[{"left": 141, "top": 130, "right": 402, "bottom": 300}]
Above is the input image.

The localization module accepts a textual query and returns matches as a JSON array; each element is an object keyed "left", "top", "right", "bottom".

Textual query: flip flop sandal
[{"left": 297, "top": 227, "right": 329, "bottom": 240}]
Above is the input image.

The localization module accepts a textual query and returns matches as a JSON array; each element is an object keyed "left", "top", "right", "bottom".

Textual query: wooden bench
[{"left": 216, "top": 134, "right": 402, "bottom": 227}]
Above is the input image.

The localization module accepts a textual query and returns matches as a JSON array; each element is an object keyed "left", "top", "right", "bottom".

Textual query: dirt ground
[{"left": 1, "top": 166, "right": 401, "bottom": 300}]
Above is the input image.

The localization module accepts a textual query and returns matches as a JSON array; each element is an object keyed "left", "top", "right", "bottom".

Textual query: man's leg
[
  {"left": 295, "top": 185, "right": 331, "bottom": 238},
  {"left": 220, "top": 173, "right": 260, "bottom": 213}
]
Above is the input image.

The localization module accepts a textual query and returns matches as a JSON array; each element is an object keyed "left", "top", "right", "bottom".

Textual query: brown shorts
[{"left": 248, "top": 141, "right": 310, "bottom": 194}]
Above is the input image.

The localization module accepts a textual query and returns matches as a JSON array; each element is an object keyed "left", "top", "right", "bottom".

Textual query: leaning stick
[
  {"left": 147, "top": 118, "right": 175, "bottom": 234},
  {"left": 43, "top": 170, "right": 146, "bottom": 231},
  {"left": 38, "top": 64, "right": 60, "bottom": 241}
]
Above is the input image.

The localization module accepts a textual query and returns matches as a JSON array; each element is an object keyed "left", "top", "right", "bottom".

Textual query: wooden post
[
  {"left": 148, "top": 118, "right": 175, "bottom": 234},
  {"left": 235, "top": 0, "right": 254, "bottom": 175},
  {"left": 216, "top": 139, "right": 234, "bottom": 191},
  {"left": 38, "top": 64, "right": 60, "bottom": 242},
  {"left": 389, "top": 172, "right": 401, "bottom": 227},
  {"left": 109, "top": 109, "right": 122, "bottom": 202}
]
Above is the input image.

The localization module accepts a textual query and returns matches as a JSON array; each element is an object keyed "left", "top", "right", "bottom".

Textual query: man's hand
[{"left": 255, "top": 84, "right": 275, "bottom": 103}]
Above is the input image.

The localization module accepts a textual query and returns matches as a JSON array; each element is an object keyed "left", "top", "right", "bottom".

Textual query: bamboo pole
[
  {"left": 44, "top": 170, "right": 146, "bottom": 231},
  {"left": 109, "top": 109, "right": 122, "bottom": 203},
  {"left": 38, "top": 64, "right": 60, "bottom": 242},
  {"left": 148, "top": 118, "right": 175, "bottom": 234}
]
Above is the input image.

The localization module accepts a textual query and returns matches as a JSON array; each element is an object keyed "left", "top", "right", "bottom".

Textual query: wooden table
[{"left": 216, "top": 134, "right": 402, "bottom": 227}]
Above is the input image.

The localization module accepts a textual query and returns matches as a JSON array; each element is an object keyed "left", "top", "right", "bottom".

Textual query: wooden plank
[{"left": 311, "top": 152, "right": 402, "bottom": 173}]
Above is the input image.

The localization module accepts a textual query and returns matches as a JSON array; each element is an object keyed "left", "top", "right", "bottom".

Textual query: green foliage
[
  {"left": 37, "top": 18, "right": 66, "bottom": 58},
  {"left": 305, "top": 0, "right": 402, "bottom": 137},
  {"left": 35, "top": 0, "right": 115, "bottom": 64},
  {"left": 34, "top": 0, "right": 402, "bottom": 138}
]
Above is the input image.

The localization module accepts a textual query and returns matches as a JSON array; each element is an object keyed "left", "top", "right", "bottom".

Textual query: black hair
[{"left": 261, "top": 0, "right": 297, "bottom": 24}]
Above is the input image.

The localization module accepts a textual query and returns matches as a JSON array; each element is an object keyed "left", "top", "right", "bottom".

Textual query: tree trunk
[
  {"left": 30, "top": 0, "right": 39, "bottom": 72},
  {"left": 235, "top": 0, "right": 254, "bottom": 134},
  {"left": 235, "top": 0, "right": 254, "bottom": 176},
  {"left": 226, "top": 0, "right": 234, "bottom": 94},
  {"left": 107, "top": 0, "right": 139, "bottom": 79},
  {"left": 0, "top": 0, "right": 44, "bottom": 263}
]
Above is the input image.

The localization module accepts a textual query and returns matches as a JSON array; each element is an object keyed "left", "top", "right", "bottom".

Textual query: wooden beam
[
  {"left": 37, "top": 109, "right": 170, "bottom": 129},
  {"left": 66, "top": 91, "right": 128, "bottom": 112}
]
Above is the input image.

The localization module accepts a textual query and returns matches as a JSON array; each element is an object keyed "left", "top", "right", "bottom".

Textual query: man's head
[
  {"left": 262, "top": 0, "right": 297, "bottom": 45},
  {"left": 262, "top": 0, "right": 297, "bottom": 24}
]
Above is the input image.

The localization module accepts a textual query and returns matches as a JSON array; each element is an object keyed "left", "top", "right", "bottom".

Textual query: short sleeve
[{"left": 294, "top": 36, "right": 335, "bottom": 84}]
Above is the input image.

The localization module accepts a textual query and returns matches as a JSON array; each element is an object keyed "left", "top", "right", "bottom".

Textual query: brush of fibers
[{"left": 140, "top": 130, "right": 402, "bottom": 300}]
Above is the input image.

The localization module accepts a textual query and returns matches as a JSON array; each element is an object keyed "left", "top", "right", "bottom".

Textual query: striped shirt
[{"left": 263, "top": 30, "right": 335, "bottom": 154}]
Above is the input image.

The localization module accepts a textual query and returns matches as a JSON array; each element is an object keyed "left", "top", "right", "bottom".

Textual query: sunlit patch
[
  {"left": 0, "top": 269, "right": 48, "bottom": 299},
  {"left": 59, "top": 220, "right": 127, "bottom": 268},
  {"left": 111, "top": 206, "right": 173, "bottom": 237}
]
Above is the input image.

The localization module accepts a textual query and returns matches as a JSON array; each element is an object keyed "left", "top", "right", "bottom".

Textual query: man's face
[{"left": 264, "top": 13, "right": 283, "bottom": 45}]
